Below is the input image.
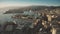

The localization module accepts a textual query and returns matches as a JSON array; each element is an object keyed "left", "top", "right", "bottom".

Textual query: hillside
[{"left": 4, "top": 6, "right": 60, "bottom": 14}]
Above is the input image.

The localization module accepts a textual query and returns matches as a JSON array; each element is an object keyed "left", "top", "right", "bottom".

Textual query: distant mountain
[{"left": 4, "top": 6, "right": 60, "bottom": 14}]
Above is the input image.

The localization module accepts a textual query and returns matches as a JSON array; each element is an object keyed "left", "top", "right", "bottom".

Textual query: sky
[{"left": 0, "top": 0, "right": 60, "bottom": 8}]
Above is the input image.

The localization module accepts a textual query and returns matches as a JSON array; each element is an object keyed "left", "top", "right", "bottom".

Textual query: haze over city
[{"left": 0, "top": 0, "right": 60, "bottom": 34}]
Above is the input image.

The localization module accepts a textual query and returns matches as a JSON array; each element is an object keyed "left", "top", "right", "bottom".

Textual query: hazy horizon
[{"left": 0, "top": 0, "right": 60, "bottom": 8}]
